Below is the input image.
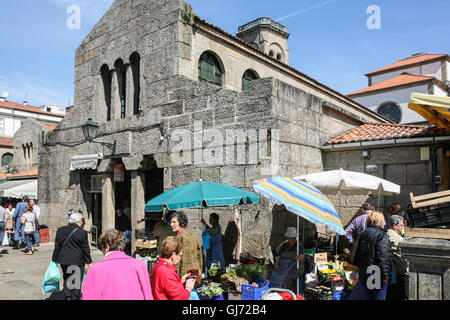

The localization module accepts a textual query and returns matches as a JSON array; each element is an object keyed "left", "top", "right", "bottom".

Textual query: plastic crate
[
  {"left": 407, "top": 203, "right": 450, "bottom": 228},
  {"left": 39, "top": 228, "right": 50, "bottom": 243},
  {"left": 242, "top": 280, "right": 271, "bottom": 300}
]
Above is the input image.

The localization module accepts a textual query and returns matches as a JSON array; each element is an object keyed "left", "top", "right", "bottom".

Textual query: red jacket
[{"left": 151, "top": 258, "right": 190, "bottom": 300}]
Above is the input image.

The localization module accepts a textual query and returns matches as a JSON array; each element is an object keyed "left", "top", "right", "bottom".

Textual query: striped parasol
[{"left": 254, "top": 177, "right": 345, "bottom": 235}]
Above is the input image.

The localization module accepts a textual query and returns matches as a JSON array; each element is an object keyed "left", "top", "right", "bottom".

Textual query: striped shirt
[{"left": 344, "top": 213, "right": 368, "bottom": 244}]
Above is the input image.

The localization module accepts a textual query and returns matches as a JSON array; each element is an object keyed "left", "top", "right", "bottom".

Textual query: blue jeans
[
  {"left": 0, "top": 222, "right": 5, "bottom": 250},
  {"left": 25, "top": 233, "right": 33, "bottom": 251},
  {"left": 14, "top": 218, "right": 25, "bottom": 242},
  {"left": 33, "top": 222, "right": 40, "bottom": 245},
  {"left": 348, "top": 269, "right": 388, "bottom": 300}
]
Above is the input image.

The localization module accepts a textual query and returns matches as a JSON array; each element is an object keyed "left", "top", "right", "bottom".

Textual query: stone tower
[{"left": 236, "top": 17, "right": 290, "bottom": 64}]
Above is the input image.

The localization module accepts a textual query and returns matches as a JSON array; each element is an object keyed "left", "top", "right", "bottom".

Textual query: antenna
[{"left": 24, "top": 90, "right": 28, "bottom": 105}]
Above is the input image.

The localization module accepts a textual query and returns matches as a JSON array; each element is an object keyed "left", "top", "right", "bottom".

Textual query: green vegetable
[
  {"left": 198, "top": 286, "right": 224, "bottom": 298},
  {"left": 209, "top": 268, "right": 219, "bottom": 276}
]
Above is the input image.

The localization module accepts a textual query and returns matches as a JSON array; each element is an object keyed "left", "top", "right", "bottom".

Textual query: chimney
[
  {"left": 0, "top": 91, "right": 8, "bottom": 102},
  {"left": 236, "top": 17, "right": 290, "bottom": 64},
  {"left": 23, "top": 101, "right": 28, "bottom": 106}
]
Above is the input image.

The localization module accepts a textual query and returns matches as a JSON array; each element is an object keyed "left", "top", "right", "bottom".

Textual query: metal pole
[
  {"left": 336, "top": 189, "right": 342, "bottom": 255},
  {"left": 297, "top": 214, "right": 299, "bottom": 296}
]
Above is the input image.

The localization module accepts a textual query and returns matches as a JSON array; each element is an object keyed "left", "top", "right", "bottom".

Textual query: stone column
[
  {"left": 102, "top": 172, "right": 116, "bottom": 233},
  {"left": 131, "top": 170, "right": 146, "bottom": 254},
  {"left": 111, "top": 69, "right": 121, "bottom": 120},
  {"left": 400, "top": 238, "right": 450, "bottom": 300},
  {"left": 126, "top": 65, "right": 134, "bottom": 118}
]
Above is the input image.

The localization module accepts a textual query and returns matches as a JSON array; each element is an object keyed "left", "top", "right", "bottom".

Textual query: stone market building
[{"left": 38, "top": 0, "right": 389, "bottom": 257}]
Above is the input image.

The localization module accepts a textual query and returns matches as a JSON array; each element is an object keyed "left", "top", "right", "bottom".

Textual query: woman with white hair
[{"left": 52, "top": 211, "right": 92, "bottom": 300}]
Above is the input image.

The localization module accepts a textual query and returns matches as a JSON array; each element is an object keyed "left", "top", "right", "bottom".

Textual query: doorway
[{"left": 144, "top": 166, "right": 164, "bottom": 233}]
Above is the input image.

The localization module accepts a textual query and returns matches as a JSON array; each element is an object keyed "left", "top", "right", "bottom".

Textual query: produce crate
[
  {"left": 39, "top": 228, "right": 50, "bottom": 243},
  {"left": 304, "top": 287, "right": 333, "bottom": 300},
  {"left": 406, "top": 204, "right": 450, "bottom": 228},
  {"left": 408, "top": 191, "right": 450, "bottom": 228},
  {"left": 242, "top": 280, "right": 271, "bottom": 300}
]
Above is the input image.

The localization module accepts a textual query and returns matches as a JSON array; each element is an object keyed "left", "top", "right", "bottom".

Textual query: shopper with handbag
[
  {"left": 52, "top": 211, "right": 92, "bottom": 300},
  {"left": 21, "top": 205, "right": 36, "bottom": 255}
]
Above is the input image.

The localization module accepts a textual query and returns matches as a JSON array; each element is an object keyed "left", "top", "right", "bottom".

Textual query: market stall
[
  {"left": 253, "top": 177, "right": 347, "bottom": 300},
  {"left": 138, "top": 180, "right": 266, "bottom": 300}
]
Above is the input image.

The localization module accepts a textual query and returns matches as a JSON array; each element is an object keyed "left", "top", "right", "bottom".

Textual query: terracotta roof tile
[
  {"left": 348, "top": 73, "right": 434, "bottom": 96},
  {"left": 0, "top": 137, "right": 14, "bottom": 147},
  {"left": 42, "top": 123, "right": 57, "bottom": 131},
  {"left": 0, "top": 100, "right": 65, "bottom": 118},
  {"left": 366, "top": 54, "right": 449, "bottom": 76},
  {"left": 326, "top": 123, "right": 448, "bottom": 145},
  {"left": 8, "top": 168, "right": 38, "bottom": 178}
]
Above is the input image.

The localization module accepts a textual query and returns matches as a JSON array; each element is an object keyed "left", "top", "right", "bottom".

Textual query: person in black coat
[
  {"left": 52, "top": 212, "right": 92, "bottom": 300},
  {"left": 348, "top": 211, "right": 391, "bottom": 300}
]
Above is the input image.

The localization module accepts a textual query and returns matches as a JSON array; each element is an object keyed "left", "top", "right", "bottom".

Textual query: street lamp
[{"left": 82, "top": 118, "right": 116, "bottom": 154}]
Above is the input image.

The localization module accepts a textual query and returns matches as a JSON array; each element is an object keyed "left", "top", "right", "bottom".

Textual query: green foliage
[{"left": 198, "top": 286, "right": 224, "bottom": 298}]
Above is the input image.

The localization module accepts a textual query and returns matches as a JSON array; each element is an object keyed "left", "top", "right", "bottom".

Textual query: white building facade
[{"left": 348, "top": 53, "right": 450, "bottom": 124}]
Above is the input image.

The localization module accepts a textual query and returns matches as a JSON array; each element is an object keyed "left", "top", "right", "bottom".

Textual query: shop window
[
  {"left": 2, "top": 153, "right": 13, "bottom": 167},
  {"left": 198, "top": 51, "right": 223, "bottom": 86},
  {"left": 130, "top": 52, "right": 141, "bottom": 115},
  {"left": 242, "top": 69, "right": 259, "bottom": 91},
  {"left": 101, "top": 64, "right": 112, "bottom": 121},
  {"left": 378, "top": 102, "right": 402, "bottom": 124}
]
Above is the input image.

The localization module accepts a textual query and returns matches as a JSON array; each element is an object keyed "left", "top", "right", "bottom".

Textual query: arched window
[
  {"left": 2, "top": 153, "right": 13, "bottom": 167},
  {"left": 198, "top": 52, "right": 223, "bottom": 86},
  {"left": 130, "top": 52, "right": 141, "bottom": 115},
  {"left": 269, "top": 50, "right": 274, "bottom": 58},
  {"left": 378, "top": 102, "right": 402, "bottom": 124},
  {"left": 276, "top": 53, "right": 282, "bottom": 61},
  {"left": 114, "top": 59, "right": 127, "bottom": 119},
  {"left": 242, "top": 70, "right": 259, "bottom": 91},
  {"left": 100, "top": 64, "right": 112, "bottom": 121}
]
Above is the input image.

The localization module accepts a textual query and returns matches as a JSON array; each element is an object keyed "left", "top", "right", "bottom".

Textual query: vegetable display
[{"left": 198, "top": 286, "right": 224, "bottom": 298}]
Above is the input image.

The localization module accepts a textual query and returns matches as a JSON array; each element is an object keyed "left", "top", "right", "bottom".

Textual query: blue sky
[{"left": 0, "top": 0, "right": 449, "bottom": 108}]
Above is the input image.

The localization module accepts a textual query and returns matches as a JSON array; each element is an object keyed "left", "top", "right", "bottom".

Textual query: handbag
[{"left": 347, "top": 232, "right": 362, "bottom": 266}]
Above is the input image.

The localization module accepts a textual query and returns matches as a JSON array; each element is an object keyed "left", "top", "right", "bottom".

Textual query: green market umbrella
[{"left": 145, "top": 180, "right": 260, "bottom": 212}]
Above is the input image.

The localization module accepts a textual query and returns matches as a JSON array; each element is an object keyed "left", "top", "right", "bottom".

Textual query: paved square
[{"left": 0, "top": 242, "right": 104, "bottom": 300}]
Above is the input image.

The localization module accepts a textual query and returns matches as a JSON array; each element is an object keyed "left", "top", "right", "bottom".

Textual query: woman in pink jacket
[{"left": 82, "top": 229, "right": 153, "bottom": 300}]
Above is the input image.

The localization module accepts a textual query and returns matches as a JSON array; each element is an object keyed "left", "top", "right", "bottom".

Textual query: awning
[
  {"left": 0, "top": 179, "right": 37, "bottom": 199},
  {"left": 408, "top": 93, "right": 450, "bottom": 129},
  {"left": 70, "top": 153, "right": 103, "bottom": 171}
]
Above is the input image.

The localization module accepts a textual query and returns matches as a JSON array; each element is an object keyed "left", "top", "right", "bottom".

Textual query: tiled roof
[
  {"left": 0, "top": 100, "right": 65, "bottom": 118},
  {"left": 8, "top": 168, "right": 38, "bottom": 178},
  {"left": 0, "top": 137, "right": 14, "bottom": 147},
  {"left": 348, "top": 73, "right": 434, "bottom": 96},
  {"left": 326, "top": 123, "right": 447, "bottom": 145},
  {"left": 42, "top": 123, "right": 57, "bottom": 131},
  {"left": 366, "top": 54, "right": 449, "bottom": 76}
]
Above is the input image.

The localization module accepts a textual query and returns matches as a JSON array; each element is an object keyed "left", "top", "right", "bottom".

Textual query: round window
[{"left": 377, "top": 102, "right": 402, "bottom": 123}]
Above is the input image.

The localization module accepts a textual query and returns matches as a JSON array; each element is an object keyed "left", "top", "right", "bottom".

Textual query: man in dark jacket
[
  {"left": 349, "top": 211, "right": 391, "bottom": 300},
  {"left": 52, "top": 212, "right": 92, "bottom": 300}
]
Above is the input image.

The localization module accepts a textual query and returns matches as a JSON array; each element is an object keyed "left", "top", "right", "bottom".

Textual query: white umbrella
[
  {"left": 295, "top": 168, "right": 401, "bottom": 252},
  {"left": 295, "top": 168, "right": 400, "bottom": 196}
]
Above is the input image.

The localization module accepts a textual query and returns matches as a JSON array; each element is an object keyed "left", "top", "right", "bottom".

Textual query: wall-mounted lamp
[
  {"left": 363, "top": 150, "right": 370, "bottom": 160},
  {"left": 366, "top": 164, "right": 378, "bottom": 173},
  {"left": 82, "top": 118, "right": 116, "bottom": 154}
]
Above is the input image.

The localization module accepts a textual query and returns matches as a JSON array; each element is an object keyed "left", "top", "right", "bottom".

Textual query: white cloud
[{"left": 276, "top": 0, "right": 340, "bottom": 22}]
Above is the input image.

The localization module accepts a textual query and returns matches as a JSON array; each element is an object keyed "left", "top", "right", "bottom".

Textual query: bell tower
[{"left": 236, "top": 17, "right": 290, "bottom": 64}]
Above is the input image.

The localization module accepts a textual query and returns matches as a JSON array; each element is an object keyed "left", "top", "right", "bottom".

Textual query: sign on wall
[{"left": 114, "top": 164, "right": 125, "bottom": 182}]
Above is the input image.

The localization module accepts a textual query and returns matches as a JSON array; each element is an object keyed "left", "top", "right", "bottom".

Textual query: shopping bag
[
  {"left": 189, "top": 290, "right": 200, "bottom": 300},
  {"left": 2, "top": 232, "right": 8, "bottom": 246},
  {"left": 43, "top": 261, "right": 62, "bottom": 285},
  {"left": 42, "top": 277, "right": 60, "bottom": 294}
]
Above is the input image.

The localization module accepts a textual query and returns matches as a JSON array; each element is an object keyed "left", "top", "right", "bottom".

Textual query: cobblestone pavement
[{"left": 0, "top": 242, "right": 104, "bottom": 300}]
